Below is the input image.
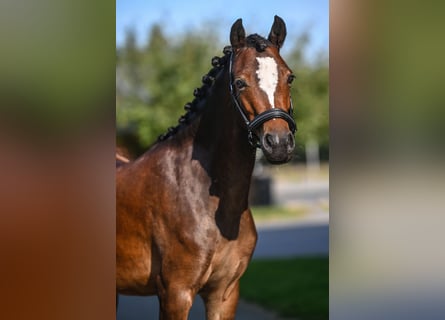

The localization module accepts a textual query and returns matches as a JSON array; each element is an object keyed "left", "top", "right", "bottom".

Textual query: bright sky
[{"left": 116, "top": 0, "right": 328, "bottom": 60}]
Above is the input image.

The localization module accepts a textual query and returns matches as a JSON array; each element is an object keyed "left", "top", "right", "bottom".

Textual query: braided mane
[
  {"left": 157, "top": 34, "right": 271, "bottom": 142},
  {"left": 157, "top": 46, "right": 232, "bottom": 142}
]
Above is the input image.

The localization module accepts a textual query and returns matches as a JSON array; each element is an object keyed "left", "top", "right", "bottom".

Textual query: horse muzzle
[{"left": 260, "top": 129, "right": 295, "bottom": 164}]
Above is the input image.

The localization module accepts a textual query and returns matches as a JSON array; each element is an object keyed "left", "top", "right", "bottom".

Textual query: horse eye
[
  {"left": 287, "top": 74, "right": 296, "bottom": 85},
  {"left": 235, "top": 79, "right": 246, "bottom": 89}
]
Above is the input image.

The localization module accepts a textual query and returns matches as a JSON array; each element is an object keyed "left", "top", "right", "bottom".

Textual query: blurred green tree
[
  {"left": 116, "top": 24, "right": 220, "bottom": 155},
  {"left": 287, "top": 33, "right": 329, "bottom": 161}
]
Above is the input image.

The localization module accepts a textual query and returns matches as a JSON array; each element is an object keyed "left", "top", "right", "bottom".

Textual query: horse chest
[{"left": 199, "top": 225, "right": 256, "bottom": 295}]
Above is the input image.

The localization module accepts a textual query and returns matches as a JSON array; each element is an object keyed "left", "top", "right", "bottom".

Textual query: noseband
[{"left": 229, "top": 53, "right": 297, "bottom": 148}]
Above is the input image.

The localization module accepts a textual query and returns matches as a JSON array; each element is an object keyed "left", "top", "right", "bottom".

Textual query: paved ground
[
  {"left": 254, "top": 218, "right": 329, "bottom": 259},
  {"left": 117, "top": 178, "right": 328, "bottom": 319},
  {"left": 272, "top": 180, "right": 329, "bottom": 212},
  {"left": 117, "top": 295, "right": 288, "bottom": 320}
]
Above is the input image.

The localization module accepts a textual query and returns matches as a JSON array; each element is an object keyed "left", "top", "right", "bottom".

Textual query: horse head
[{"left": 229, "top": 16, "right": 296, "bottom": 164}]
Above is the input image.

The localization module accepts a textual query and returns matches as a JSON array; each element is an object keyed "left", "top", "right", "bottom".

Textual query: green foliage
[
  {"left": 287, "top": 33, "right": 329, "bottom": 159},
  {"left": 240, "top": 257, "right": 329, "bottom": 320},
  {"left": 117, "top": 25, "right": 220, "bottom": 154},
  {"left": 116, "top": 25, "right": 328, "bottom": 159}
]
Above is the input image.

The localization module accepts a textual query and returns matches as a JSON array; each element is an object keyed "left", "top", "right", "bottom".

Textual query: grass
[
  {"left": 240, "top": 257, "right": 329, "bottom": 320},
  {"left": 251, "top": 205, "right": 308, "bottom": 222}
]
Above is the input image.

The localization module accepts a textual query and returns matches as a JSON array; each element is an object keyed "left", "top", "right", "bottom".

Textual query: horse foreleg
[
  {"left": 156, "top": 276, "right": 193, "bottom": 320},
  {"left": 201, "top": 281, "right": 240, "bottom": 320},
  {"left": 157, "top": 290, "right": 193, "bottom": 320}
]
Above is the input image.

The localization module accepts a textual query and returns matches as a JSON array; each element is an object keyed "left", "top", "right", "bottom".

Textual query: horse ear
[
  {"left": 230, "top": 18, "right": 246, "bottom": 50},
  {"left": 268, "top": 15, "right": 287, "bottom": 49}
]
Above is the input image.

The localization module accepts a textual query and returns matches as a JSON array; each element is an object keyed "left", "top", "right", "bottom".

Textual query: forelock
[{"left": 245, "top": 34, "right": 271, "bottom": 52}]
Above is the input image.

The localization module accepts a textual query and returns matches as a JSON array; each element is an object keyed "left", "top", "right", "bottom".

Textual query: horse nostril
[
  {"left": 263, "top": 133, "right": 275, "bottom": 152},
  {"left": 266, "top": 134, "right": 275, "bottom": 146}
]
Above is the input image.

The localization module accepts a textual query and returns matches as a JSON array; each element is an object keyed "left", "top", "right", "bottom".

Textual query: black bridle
[{"left": 228, "top": 53, "right": 297, "bottom": 148}]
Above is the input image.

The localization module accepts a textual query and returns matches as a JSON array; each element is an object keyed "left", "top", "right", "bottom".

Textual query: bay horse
[{"left": 116, "top": 16, "right": 297, "bottom": 319}]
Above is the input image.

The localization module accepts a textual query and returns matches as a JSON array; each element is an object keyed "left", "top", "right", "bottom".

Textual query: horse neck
[{"left": 192, "top": 65, "right": 257, "bottom": 202}]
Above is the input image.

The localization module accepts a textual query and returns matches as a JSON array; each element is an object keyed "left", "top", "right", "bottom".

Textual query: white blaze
[{"left": 256, "top": 57, "right": 278, "bottom": 108}]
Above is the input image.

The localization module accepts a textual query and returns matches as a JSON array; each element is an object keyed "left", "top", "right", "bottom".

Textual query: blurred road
[
  {"left": 117, "top": 176, "right": 329, "bottom": 319},
  {"left": 117, "top": 295, "right": 287, "bottom": 320},
  {"left": 273, "top": 179, "right": 329, "bottom": 212},
  {"left": 254, "top": 220, "right": 328, "bottom": 259}
]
